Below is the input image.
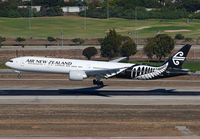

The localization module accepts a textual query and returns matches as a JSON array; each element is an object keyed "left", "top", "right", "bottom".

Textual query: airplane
[{"left": 5, "top": 44, "right": 191, "bottom": 86}]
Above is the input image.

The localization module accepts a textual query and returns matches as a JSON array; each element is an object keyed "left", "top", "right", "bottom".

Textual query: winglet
[{"left": 109, "top": 57, "right": 127, "bottom": 63}]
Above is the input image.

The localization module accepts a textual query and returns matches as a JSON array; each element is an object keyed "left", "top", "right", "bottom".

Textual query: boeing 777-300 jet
[{"left": 5, "top": 44, "right": 191, "bottom": 86}]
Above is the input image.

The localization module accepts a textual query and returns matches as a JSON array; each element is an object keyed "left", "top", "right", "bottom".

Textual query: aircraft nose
[
  {"left": 5, "top": 60, "right": 13, "bottom": 68},
  {"left": 5, "top": 61, "right": 10, "bottom": 67}
]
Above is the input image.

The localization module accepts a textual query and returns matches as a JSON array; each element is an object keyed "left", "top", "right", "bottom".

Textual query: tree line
[
  {"left": 82, "top": 29, "right": 175, "bottom": 62},
  {"left": 79, "top": 0, "right": 200, "bottom": 19},
  {"left": 0, "top": 0, "right": 88, "bottom": 17},
  {"left": 0, "top": 0, "right": 64, "bottom": 17},
  {"left": 2, "top": 0, "right": 200, "bottom": 19}
]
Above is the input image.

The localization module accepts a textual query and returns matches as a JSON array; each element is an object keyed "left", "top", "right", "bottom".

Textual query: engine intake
[{"left": 69, "top": 70, "right": 87, "bottom": 81}]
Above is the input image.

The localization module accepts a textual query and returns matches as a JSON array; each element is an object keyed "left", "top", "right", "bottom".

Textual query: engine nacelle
[{"left": 69, "top": 70, "right": 87, "bottom": 81}]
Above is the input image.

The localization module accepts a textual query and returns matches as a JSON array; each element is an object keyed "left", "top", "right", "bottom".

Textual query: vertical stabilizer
[{"left": 165, "top": 44, "right": 191, "bottom": 69}]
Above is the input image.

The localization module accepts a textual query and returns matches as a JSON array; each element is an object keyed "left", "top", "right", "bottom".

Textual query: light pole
[
  {"left": 134, "top": 7, "right": 137, "bottom": 44},
  {"left": 84, "top": 5, "right": 87, "bottom": 30},
  {"left": 28, "top": 0, "right": 32, "bottom": 31},
  {"left": 61, "top": 31, "right": 64, "bottom": 47},
  {"left": 107, "top": 0, "right": 109, "bottom": 20}
]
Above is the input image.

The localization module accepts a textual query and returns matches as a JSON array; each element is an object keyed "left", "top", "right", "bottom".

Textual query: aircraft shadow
[{"left": 0, "top": 86, "right": 200, "bottom": 97}]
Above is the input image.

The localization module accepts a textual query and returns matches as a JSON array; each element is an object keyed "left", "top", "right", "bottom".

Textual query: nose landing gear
[
  {"left": 15, "top": 71, "right": 22, "bottom": 79},
  {"left": 17, "top": 73, "right": 22, "bottom": 79}
]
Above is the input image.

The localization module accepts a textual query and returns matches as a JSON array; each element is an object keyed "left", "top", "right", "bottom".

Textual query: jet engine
[{"left": 69, "top": 70, "right": 87, "bottom": 81}]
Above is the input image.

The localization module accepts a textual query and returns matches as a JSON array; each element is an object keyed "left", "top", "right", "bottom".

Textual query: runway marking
[
  {"left": 175, "top": 126, "right": 196, "bottom": 136},
  {"left": 0, "top": 96, "right": 200, "bottom": 105}
]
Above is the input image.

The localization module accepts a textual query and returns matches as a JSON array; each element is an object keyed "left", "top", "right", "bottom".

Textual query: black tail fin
[{"left": 165, "top": 44, "right": 191, "bottom": 69}]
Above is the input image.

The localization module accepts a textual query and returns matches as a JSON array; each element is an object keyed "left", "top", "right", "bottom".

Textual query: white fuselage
[{"left": 5, "top": 56, "right": 134, "bottom": 76}]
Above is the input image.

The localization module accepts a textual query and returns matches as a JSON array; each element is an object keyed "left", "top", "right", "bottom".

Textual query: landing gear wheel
[
  {"left": 17, "top": 73, "right": 22, "bottom": 79},
  {"left": 93, "top": 79, "right": 104, "bottom": 86},
  {"left": 97, "top": 81, "right": 104, "bottom": 86},
  {"left": 99, "top": 81, "right": 104, "bottom": 86},
  {"left": 93, "top": 79, "right": 97, "bottom": 85}
]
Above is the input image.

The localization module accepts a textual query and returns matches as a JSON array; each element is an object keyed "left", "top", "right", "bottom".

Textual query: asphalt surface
[
  {"left": 0, "top": 77, "right": 199, "bottom": 105},
  {"left": 0, "top": 95, "right": 200, "bottom": 105},
  {"left": 0, "top": 75, "right": 199, "bottom": 138}
]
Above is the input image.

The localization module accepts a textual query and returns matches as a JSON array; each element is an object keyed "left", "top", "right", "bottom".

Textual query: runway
[
  {"left": 0, "top": 76, "right": 199, "bottom": 138},
  {"left": 0, "top": 77, "right": 199, "bottom": 105},
  {"left": 0, "top": 95, "right": 200, "bottom": 105}
]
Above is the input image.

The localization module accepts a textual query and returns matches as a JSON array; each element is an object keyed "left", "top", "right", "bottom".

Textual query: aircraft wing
[
  {"left": 85, "top": 67, "right": 127, "bottom": 78},
  {"left": 109, "top": 57, "right": 127, "bottom": 63}
]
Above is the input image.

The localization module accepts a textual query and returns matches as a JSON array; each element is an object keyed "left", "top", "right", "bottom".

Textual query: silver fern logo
[
  {"left": 172, "top": 51, "right": 185, "bottom": 66},
  {"left": 131, "top": 63, "right": 168, "bottom": 80}
]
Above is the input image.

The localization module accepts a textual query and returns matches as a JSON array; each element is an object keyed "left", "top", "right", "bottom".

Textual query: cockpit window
[{"left": 9, "top": 60, "right": 13, "bottom": 63}]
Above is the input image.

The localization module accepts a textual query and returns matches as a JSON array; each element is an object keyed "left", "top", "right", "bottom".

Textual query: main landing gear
[{"left": 93, "top": 79, "right": 104, "bottom": 86}]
